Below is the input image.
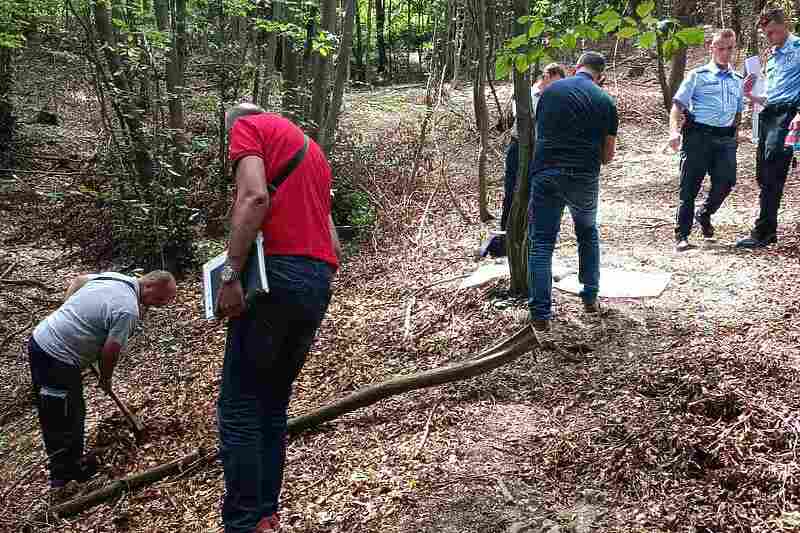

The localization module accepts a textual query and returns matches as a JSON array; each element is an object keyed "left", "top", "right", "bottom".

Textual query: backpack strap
[
  {"left": 93, "top": 276, "right": 138, "bottom": 297},
  {"left": 267, "top": 134, "right": 309, "bottom": 196}
]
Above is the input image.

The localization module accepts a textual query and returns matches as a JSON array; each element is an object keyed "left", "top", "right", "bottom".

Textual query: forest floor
[{"left": 2, "top": 46, "right": 800, "bottom": 533}]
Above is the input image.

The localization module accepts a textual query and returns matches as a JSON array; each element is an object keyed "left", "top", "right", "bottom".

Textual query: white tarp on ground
[
  {"left": 554, "top": 268, "right": 671, "bottom": 298},
  {"left": 461, "top": 258, "right": 671, "bottom": 299}
]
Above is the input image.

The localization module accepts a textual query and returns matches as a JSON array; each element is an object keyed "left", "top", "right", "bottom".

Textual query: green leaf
[
  {"left": 563, "top": 31, "right": 578, "bottom": 49},
  {"left": 662, "top": 38, "right": 677, "bottom": 58},
  {"left": 676, "top": 26, "right": 706, "bottom": 45},
  {"left": 624, "top": 16, "right": 638, "bottom": 26},
  {"left": 509, "top": 33, "right": 528, "bottom": 50},
  {"left": 594, "top": 9, "right": 620, "bottom": 26},
  {"left": 642, "top": 16, "right": 658, "bottom": 27},
  {"left": 495, "top": 56, "right": 512, "bottom": 79},
  {"left": 636, "top": 0, "right": 655, "bottom": 18},
  {"left": 617, "top": 26, "right": 639, "bottom": 38},
  {"left": 637, "top": 30, "right": 657, "bottom": 48},
  {"left": 515, "top": 54, "right": 530, "bottom": 73},
  {"left": 517, "top": 15, "right": 531, "bottom": 24},
  {"left": 528, "top": 19, "right": 546, "bottom": 38},
  {"left": 603, "top": 19, "right": 622, "bottom": 33}
]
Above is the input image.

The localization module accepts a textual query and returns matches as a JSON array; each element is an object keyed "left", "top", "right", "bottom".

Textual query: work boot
[
  {"left": 531, "top": 319, "right": 551, "bottom": 332},
  {"left": 675, "top": 239, "right": 690, "bottom": 252},
  {"left": 254, "top": 513, "right": 281, "bottom": 533},
  {"left": 695, "top": 213, "right": 714, "bottom": 238},
  {"left": 584, "top": 300, "right": 601, "bottom": 314},
  {"left": 735, "top": 234, "right": 777, "bottom": 249}
]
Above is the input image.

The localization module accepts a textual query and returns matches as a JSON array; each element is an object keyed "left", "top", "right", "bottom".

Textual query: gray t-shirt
[{"left": 32, "top": 272, "right": 140, "bottom": 368}]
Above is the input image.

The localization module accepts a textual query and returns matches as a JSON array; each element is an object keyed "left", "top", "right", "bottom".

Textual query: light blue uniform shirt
[
  {"left": 673, "top": 61, "right": 744, "bottom": 127},
  {"left": 765, "top": 33, "right": 800, "bottom": 105}
]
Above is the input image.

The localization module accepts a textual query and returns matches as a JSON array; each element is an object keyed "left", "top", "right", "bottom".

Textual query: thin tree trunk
[
  {"left": 471, "top": 0, "right": 491, "bottom": 222},
  {"left": 0, "top": 48, "right": 14, "bottom": 173},
  {"left": 366, "top": 0, "right": 373, "bottom": 80},
  {"left": 310, "top": 0, "right": 337, "bottom": 138},
  {"left": 283, "top": 38, "right": 301, "bottom": 121},
  {"left": 320, "top": 0, "right": 356, "bottom": 152},
  {"left": 507, "top": 0, "right": 533, "bottom": 295},
  {"left": 376, "top": 0, "right": 387, "bottom": 73},
  {"left": 354, "top": 0, "right": 364, "bottom": 81},
  {"left": 452, "top": 5, "right": 465, "bottom": 88},
  {"left": 93, "top": 0, "right": 155, "bottom": 185},
  {"left": 666, "top": 0, "right": 697, "bottom": 105},
  {"left": 166, "top": 0, "right": 188, "bottom": 181}
]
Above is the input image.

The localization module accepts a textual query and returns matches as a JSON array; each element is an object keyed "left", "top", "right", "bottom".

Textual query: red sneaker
[{"left": 254, "top": 513, "right": 281, "bottom": 533}]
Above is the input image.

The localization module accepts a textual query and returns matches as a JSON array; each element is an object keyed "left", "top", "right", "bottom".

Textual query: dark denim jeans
[
  {"left": 28, "top": 336, "right": 86, "bottom": 483},
  {"left": 501, "top": 138, "right": 520, "bottom": 231},
  {"left": 218, "top": 256, "right": 332, "bottom": 533},
  {"left": 752, "top": 107, "right": 795, "bottom": 240},
  {"left": 675, "top": 129, "right": 737, "bottom": 240},
  {"left": 528, "top": 167, "right": 600, "bottom": 321}
]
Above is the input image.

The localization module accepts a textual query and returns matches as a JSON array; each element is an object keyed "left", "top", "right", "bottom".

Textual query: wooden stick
[
  {"left": 412, "top": 400, "right": 441, "bottom": 459},
  {"left": 403, "top": 296, "right": 416, "bottom": 342},
  {"left": 89, "top": 365, "right": 145, "bottom": 435},
  {"left": 0, "top": 278, "right": 55, "bottom": 292},
  {"left": 48, "top": 449, "right": 206, "bottom": 518}
]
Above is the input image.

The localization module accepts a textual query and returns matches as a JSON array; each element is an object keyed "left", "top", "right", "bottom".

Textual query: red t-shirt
[{"left": 228, "top": 113, "right": 338, "bottom": 270}]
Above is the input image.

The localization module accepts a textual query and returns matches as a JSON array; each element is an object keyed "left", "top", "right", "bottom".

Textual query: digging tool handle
[{"left": 90, "top": 364, "right": 145, "bottom": 434}]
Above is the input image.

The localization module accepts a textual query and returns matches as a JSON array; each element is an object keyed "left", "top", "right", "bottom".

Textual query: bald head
[
  {"left": 139, "top": 270, "right": 177, "bottom": 307},
  {"left": 225, "top": 103, "right": 266, "bottom": 131}
]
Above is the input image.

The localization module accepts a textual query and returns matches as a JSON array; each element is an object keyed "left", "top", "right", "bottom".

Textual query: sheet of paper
[
  {"left": 745, "top": 56, "right": 762, "bottom": 76},
  {"left": 554, "top": 268, "right": 671, "bottom": 299}
]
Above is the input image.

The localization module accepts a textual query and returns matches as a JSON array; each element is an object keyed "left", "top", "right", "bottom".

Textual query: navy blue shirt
[{"left": 532, "top": 72, "right": 619, "bottom": 176}]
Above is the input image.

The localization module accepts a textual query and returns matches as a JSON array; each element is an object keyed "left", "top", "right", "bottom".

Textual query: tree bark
[
  {"left": 507, "top": 0, "right": 533, "bottom": 295},
  {"left": 320, "top": 0, "right": 356, "bottom": 153},
  {"left": 471, "top": 0, "right": 491, "bottom": 222},
  {"left": 451, "top": 3, "right": 465, "bottom": 88},
  {"left": 283, "top": 38, "right": 301, "bottom": 121},
  {"left": 354, "top": 0, "right": 364, "bottom": 81},
  {"left": 310, "top": 0, "right": 337, "bottom": 138},
  {"left": 375, "top": 0, "right": 387, "bottom": 73},
  {"left": 93, "top": 0, "right": 155, "bottom": 185},
  {"left": 154, "top": 0, "right": 169, "bottom": 32},
  {"left": 665, "top": 0, "right": 697, "bottom": 106},
  {"left": 0, "top": 47, "right": 14, "bottom": 173},
  {"left": 166, "top": 0, "right": 188, "bottom": 181}
]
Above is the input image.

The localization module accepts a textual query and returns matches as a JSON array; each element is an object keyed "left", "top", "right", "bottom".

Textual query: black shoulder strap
[
  {"left": 93, "top": 276, "right": 138, "bottom": 296},
  {"left": 267, "top": 134, "right": 309, "bottom": 196}
]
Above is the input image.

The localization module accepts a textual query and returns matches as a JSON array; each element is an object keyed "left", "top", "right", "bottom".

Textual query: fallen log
[
  {"left": 48, "top": 448, "right": 208, "bottom": 518},
  {"left": 49, "top": 326, "right": 539, "bottom": 517}
]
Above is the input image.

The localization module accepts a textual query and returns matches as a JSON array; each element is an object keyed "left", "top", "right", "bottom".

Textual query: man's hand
[
  {"left": 743, "top": 74, "right": 754, "bottom": 97},
  {"left": 669, "top": 132, "right": 682, "bottom": 152},
  {"left": 217, "top": 280, "right": 246, "bottom": 318}
]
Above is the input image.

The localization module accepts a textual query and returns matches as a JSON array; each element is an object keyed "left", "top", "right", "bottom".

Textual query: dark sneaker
[
  {"left": 255, "top": 513, "right": 281, "bottom": 533},
  {"left": 584, "top": 301, "right": 601, "bottom": 314},
  {"left": 695, "top": 213, "right": 714, "bottom": 238},
  {"left": 735, "top": 235, "right": 777, "bottom": 249},
  {"left": 531, "top": 319, "right": 551, "bottom": 332},
  {"left": 675, "top": 239, "right": 690, "bottom": 252},
  {"left": 50, "top": 479, "right": 68, "bottom": 489},
  {"left": 72, "top": 461, "right": 98, "bottom": 483}
]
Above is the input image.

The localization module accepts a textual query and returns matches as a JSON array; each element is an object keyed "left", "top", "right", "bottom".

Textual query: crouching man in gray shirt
[{"left": 28, "top": 270, "right": 176, "bottom": 487}]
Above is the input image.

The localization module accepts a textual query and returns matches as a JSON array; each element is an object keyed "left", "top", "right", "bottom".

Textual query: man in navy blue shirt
[{"left": 527, "top": 51, "right": 618, "bottom": 332}]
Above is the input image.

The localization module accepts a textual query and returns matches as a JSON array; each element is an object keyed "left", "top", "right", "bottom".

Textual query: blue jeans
[
  {"left": 218, "top": 256, "right": 332, "bottom": 533},
  {"left": 527, "top": 167, "right": 600, "bottom": 320}
]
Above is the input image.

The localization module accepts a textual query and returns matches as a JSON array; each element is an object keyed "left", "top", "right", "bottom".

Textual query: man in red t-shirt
[{"left": 216, "top": 103, "right": 340, "bottom": 533}]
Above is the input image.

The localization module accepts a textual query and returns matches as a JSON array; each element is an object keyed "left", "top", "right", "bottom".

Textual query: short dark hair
[
  {"left": 577, "top": 51, "right": 607, "bottom": 75},
  {"left": 543, "top": 62, "right": 566, "bottom": 79},
  {"left": 759, "top": 5, "right": 785, "bottom": 27}
]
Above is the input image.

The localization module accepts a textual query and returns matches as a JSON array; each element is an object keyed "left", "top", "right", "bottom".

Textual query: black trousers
[
  {"left": 675, "top": 128, "right": 737, "bottom": 240},
  {"left": 752, "top": 106, "right": 796, "bottom": 240},
  {"left": 28, "top": 336, "right": 86, "bottom": 482}
]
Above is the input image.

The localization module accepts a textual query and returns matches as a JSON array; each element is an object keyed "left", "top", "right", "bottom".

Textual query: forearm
[
  {"left": 329, "top": 214, "right": 342, "bottom": 262},
  {"left": 98, "top": 342, "right": 121, "bottom": 383},
  {"left": 669, "top": 104, "right": 684, "bottom": 135},
  {"left": 227, "top": 196, "right": 268, "bottom": 272}
]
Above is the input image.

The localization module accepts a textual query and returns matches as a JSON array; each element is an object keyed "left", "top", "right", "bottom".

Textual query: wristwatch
[{"left": 221, "top": 262, "right": 241, "bottom": 284}]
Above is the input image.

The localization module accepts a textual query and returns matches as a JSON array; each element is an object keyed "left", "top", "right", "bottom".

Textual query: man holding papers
[
  {"left": 215, "top": 103, "right": 340, "bottom": 533},
  {"left": 668, "top": 29, "right": 743, "bottom": 252},
  {"left": 737, "top": 5, "right": 800, "bottom": 248}
]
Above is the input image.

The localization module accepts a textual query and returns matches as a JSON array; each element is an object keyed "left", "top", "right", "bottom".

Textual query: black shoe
[
  {"left": 531, "top": 319, "right": 551, "bottom": 332},
  {"left": 695, "top": 213, "right": 714, "bottom": 238},
  {"left": 675, "top": 239, "right": 690, "bottom": 252},
  {"left": 735, "top": 234, "right": 777, "bottom": 249},
  {"left": 584, "top": 301, "right": 601, "bottom": 314},
  {"left": 70, "top": 459, "right": 98, "bottom": 483}
]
